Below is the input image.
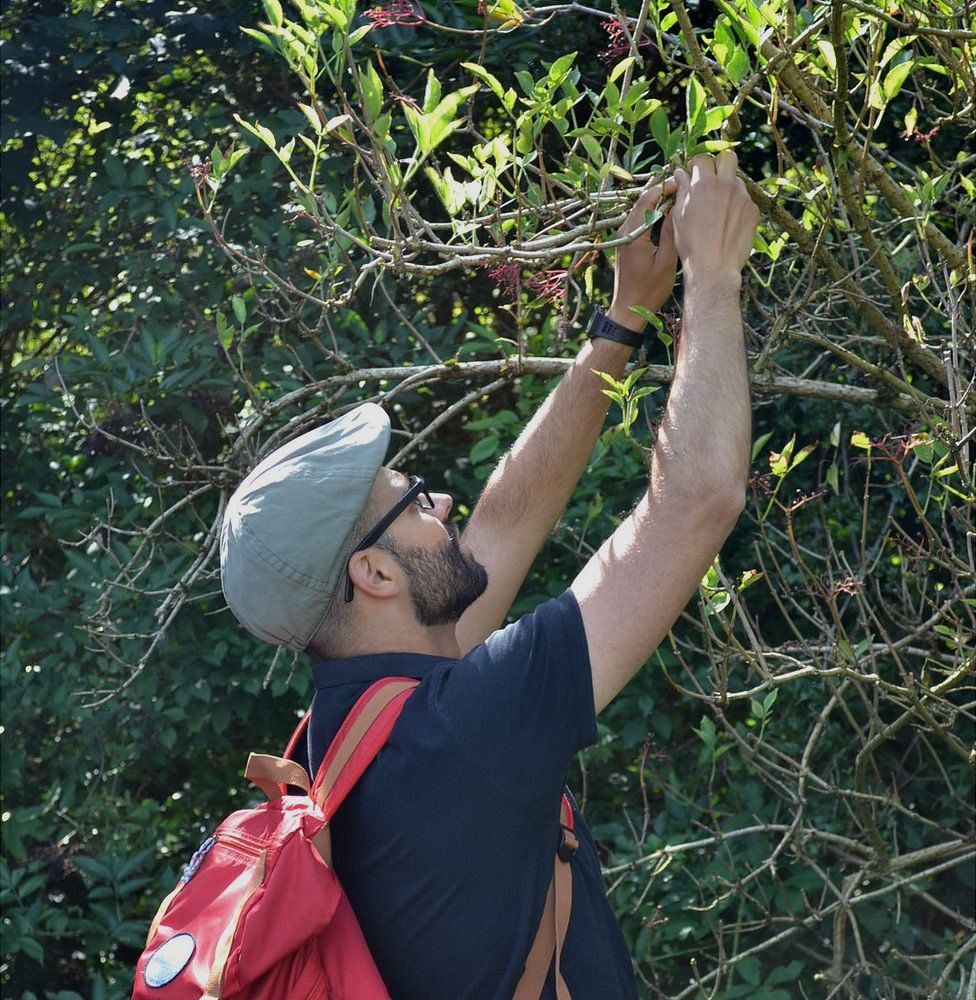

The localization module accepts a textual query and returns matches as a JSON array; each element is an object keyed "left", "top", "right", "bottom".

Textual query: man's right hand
[{"left": 672, "top": 151, "right": 759, "bottom": 284}]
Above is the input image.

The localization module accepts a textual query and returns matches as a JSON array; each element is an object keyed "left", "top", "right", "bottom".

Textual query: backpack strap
[
  {"left": 310, "top": 677, "right": 419, "bottom": 822},
  {"left": 241, "top": 708, "right": 314, "bottom": 800},
  {"left": 513, "top": 794, "right": 576, "bottom": 1000},
  {"left": 282, "top": 708, "right": 312, "bottom": 765},
  {"left": 244, "top": 754, "right": 311, "bottom": 800}
]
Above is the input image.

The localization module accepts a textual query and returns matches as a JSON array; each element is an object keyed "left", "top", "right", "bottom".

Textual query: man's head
[
  {"left": 219, "top": 405, "right": 487, "bottom": 658},
  {"left": 342, "top": 468, "right": 488, "bottom": 631}
]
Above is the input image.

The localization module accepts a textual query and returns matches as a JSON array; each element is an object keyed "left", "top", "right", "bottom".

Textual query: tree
[{"left": 2, "top": 0, "right": 973, "bottom": 995}]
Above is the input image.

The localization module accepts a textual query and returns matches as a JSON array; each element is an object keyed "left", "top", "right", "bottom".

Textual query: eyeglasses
[{"left": 344, "top": 475, "right": 435, "bottom": 602}]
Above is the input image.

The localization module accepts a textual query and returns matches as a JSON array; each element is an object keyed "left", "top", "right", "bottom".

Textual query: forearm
[
  {"left": 650, "top": 275, "right": 751, "bottom": 505},
  {"left": 470, "top": 336, "right": 632, "bottom": 534}
]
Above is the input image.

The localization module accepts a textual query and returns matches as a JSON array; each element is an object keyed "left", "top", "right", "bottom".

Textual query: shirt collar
[{"left": 312, "top": 651, "right": 457, "bottom": 690}]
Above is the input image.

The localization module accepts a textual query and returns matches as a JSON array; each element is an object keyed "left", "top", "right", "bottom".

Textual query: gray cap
[{"left": 219, "top": 403, "right": 391, "bottom": 649}]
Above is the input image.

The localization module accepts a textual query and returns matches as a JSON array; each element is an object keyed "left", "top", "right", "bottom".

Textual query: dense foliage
[{"left": 2, "top": 0, "right": 973, "bottom": 997}]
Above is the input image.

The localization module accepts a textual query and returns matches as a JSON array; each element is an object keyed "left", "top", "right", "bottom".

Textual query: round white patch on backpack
[{"left": 144, "top": 932, "right": 195, "bottom": 987}]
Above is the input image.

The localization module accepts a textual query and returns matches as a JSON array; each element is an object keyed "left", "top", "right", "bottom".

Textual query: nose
[{"left": 430, "top": 492, "right": 453, "bottom": 521}]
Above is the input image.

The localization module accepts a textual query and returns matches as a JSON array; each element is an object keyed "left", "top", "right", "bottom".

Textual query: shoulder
[{"left": 476, "top": 589, "right": 587, "bottom": 662}]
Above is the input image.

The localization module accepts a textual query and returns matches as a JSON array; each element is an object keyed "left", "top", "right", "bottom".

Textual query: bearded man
[{"left": 220, "top": 152, "right": 758, "bottom": 998}]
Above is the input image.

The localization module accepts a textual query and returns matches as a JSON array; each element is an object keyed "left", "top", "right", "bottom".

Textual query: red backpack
[{"left": 133, "top": 677, "right": 577, "bottom": 999}]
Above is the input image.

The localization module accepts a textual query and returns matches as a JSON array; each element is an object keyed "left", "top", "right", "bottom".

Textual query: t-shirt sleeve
[{"left": 424, "top": 589, "right": 597, "bottom": 814}]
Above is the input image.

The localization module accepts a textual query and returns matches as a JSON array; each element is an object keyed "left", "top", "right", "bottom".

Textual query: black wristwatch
[{"left": 587, "top": 307, "right": 645, "bottom": 350}]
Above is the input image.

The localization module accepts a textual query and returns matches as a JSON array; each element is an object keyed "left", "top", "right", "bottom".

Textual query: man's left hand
[{"left": 607, "top": 178, "right": 679, "bottom": 332}]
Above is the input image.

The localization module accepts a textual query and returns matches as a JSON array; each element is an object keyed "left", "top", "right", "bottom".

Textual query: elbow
[
  {"left": 719, "top": 483, "right": 748, "bottom": 520},
  {"left": 706, "top": 479, "right": 747, "bottom": 521},
  {"left": 685, "top": 480, "right": 746, "bottom": 536},
  {"left": 648, "top": 466, "right": 747, "bottom": 533}
]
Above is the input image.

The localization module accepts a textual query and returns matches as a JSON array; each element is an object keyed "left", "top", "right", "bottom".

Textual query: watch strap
[{"left": 587, "top": 307, "right": 645, "bottom": 349}]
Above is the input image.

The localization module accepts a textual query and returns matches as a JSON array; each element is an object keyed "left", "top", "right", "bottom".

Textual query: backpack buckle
[{"left": 557, "top": 826, "right": 578, "bottom": 862}]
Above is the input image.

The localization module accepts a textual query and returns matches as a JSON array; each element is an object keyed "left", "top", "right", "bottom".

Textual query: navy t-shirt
[{"left": 307, "top": 590, "right": 638, "bottom": 999}]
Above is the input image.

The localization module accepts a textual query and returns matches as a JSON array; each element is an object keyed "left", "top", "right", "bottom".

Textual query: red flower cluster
[
  {"left": 486, "top": 262, "right": 521, "bottom": 298},
  {"left": 489, "top": 250, "right": 596, "bottom": 304},
  {"left": 600, "top": 18, "right": 654, "bottom": 62},
  {"left": 365, "top": 0, "right": 425, "bottom": 28},
  {"left": 527, "top": 268, "right": 567, "bottom": 304},
  {"left": 900, "top": 125, "right": 939, "bottom": 143}
]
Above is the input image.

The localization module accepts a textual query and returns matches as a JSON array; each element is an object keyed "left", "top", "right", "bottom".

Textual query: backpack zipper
[{"left": 217, "top": 832, "right": 265, "bottom": 858}]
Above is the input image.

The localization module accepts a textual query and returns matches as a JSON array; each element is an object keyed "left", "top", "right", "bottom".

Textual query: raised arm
[
  {"left": 455, "top": 180, "right": 679, "bottom": 654},
  {"left": 571, "top": 151, "right": 758, "bottom": 713}
]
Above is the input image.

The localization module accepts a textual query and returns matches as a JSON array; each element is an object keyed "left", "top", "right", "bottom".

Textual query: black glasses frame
[{"left": 344, "top": 475, "right": 434, "bottom": 602}]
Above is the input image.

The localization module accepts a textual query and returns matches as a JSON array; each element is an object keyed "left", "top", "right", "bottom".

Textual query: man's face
[{"left": 372, "top": 469, "right": 488, "bottom": 627}]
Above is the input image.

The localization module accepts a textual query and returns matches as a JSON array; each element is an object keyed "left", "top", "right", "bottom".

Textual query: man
[{"left": 220, "top": 151, "right": 758, "bottom": 997}]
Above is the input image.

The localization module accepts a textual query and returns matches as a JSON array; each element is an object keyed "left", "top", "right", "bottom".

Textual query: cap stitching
[{"left": 237, "top": 518, "right": 341, "bottom": 592}]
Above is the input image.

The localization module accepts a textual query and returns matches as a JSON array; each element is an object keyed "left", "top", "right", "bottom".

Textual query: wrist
[
  {"left": 606, "top": 301, "right": 653, "bottom": 333},
  {"left": 681, "top": 269, "right": 743, "bottom": 297}
]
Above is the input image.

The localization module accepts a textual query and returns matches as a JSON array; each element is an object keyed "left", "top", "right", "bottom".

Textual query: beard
[{"left": 379, "top": 528, "right": 489, "bottom": 628}]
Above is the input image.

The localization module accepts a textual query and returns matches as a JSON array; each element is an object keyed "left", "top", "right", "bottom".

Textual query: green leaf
[
  {"left": 702, "top": 105, "right": 733, "bottom": 134},
  {"left": 73, "top": 856, "right": 112, "bottom": 881},
  {"left": 694, "top": 714, "right": 717, "bottom": 746},
  {"left": 580, "top": 134, "right": 602, "bottom": 164},
  {"left": 650, "top": 106, "right": 670, "bottom": 153},
  {"left": 405, "top": 85, "right": 479, "bottom": 166},
  {"left": 850, "top": 430, "right": 872, "bottom": 450},
  {"left": 515, "top": 69, "right": 536, "bottom": 98},
  {"left": 20, "top": 937, "right": 43, "bottom": 963},
  {"left": 277, "top": 137, "right": 295, "bottom": 164},
  {"left": 686, "top": 76, "right": 706, "bottom": 133},
  {"left": 788, "top": 441, "right": 817, "bottom": 472},
  {"left": 423, "top": 69, "right": 442, "bottom": 114},
  {"left": 233, "top": 114, "right": 277, "bottom": 151},
  {"left": 609, "top": 56, "right": 637, "bottom": 85},
  {"left": 325, "top": 114, "right": 354, "bottom": 139},
  {"left": 241, "top": 26, "right": 273, "bottom": 52},
  {"left": 547, "top": 52, "right": 577, "bottom": 84},
  {"left": 883, "top": 59, "right": 915, "bottom": 100},
  {"left": 211, "top": 143, "right": 225, "bottom": 176},
  {"left": 769, "top": 435, "right": 795, "bottom": 476},
  {"left": 469, "top": 435, "right": 500, "bottom": 465},
  {"left": 738, "top": 955, "right": 762, "bottom": 986},
  {"left": 752, "top": 430, "right": 773, "bottom": 461},
  {"left": 216, "top": 311, "right": 232, "bottom": 350},
  {"left": 867, "top": 77, "right": 885, "bottom": 110},
  {"left": 104, "top": 155, "right": 125, "bottom": 186},
  {"left": 726, "top": 45, "right": 751, "bottom": 84},
  {"left": 766, "top": 961, "right": 805, "bottom": 986},
  {"left": 344, "top": 22, "right": 370, "bottom": 44},
  {"left": 231, "top": 296, "right": 247, "bottom": 324},
  {"left": 461, "top": 62, "right": 506, "bottom": 103},
  {"left": 298, "top": 103, "right": 323, "bottom": 134},
  {"left": 360, "top": 62, "right": 384, "bottom": 120},
  {"left": 816, "top": 39, "right": 836, "bottom": 74}
]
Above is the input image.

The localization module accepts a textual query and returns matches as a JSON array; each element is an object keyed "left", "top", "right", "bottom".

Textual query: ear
[{"left": 347, "top": 547, "right": 401, "bottom": 600}]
